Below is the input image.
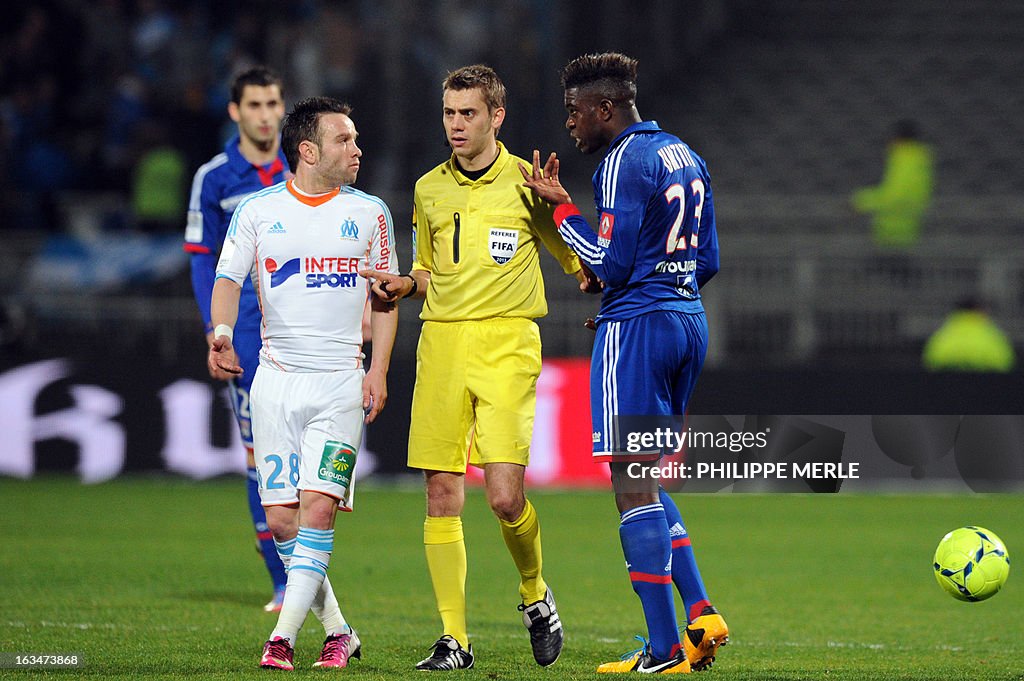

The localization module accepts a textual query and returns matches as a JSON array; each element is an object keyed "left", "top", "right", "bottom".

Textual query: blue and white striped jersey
[{"left": 554, "top": 121, "right": 719, "bottom": 322}]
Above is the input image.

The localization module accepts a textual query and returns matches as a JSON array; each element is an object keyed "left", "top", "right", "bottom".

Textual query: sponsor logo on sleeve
[
  {"left": 217, "top": 237, "right": 237, "bottom": 269},
  {"left": 598, "top": 212, "right": 615, "bottom": 247},
  {"left": 185, "top": 211, "right": 203, "bottom": 243},
  {"left": 375, "top": 213, "right": 391, "bottom": 270}
]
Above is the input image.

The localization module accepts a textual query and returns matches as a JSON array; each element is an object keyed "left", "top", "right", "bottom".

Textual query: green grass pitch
[{"left": 1, "top": 478, "right": 1021, "bottom": 680}]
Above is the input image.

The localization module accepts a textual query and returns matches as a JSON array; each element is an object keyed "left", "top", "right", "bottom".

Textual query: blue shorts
[
  {"left": 590, "top": 310, "right": 708, "bottom": 461},
  {"left": 227, "top": 323, "right": 261, "bottom": 449}
]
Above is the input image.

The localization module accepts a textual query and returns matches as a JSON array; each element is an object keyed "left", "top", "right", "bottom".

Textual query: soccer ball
[{"left": 933, "top": 526, "right": 1010, "bottom": 602}]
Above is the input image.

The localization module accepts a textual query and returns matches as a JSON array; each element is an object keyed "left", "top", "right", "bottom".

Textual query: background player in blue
[
  {"left": 183, "top": 66, "right": 289, "bottom": 612},
  {"left": 520, "top": 52, "right": 727, "bottom": 674}
]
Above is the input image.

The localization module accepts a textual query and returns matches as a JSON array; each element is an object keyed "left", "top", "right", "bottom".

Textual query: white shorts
[{"left": 251, "top": 366, "right": 364, "bottom": 510}]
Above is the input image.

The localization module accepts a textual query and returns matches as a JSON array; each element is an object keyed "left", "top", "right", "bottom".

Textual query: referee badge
[{"left": 489, "top": 228, "right": 518, "bottom": 265}]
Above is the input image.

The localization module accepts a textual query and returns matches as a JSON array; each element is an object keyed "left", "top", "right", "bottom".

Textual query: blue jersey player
[
  {"left": 184, "top": 67, "right": 289, "bottom": 611},
  {"left": 520, "top": 52, "right": 727, "bottom": 674}
]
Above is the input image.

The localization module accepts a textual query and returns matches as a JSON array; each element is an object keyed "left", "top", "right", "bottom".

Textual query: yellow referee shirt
[{"left": 412, "top": 142, "right": 581, "bottom": 322}]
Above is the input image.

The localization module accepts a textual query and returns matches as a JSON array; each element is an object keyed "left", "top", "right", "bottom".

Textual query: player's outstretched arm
[
  {"left": 520, "top": 150, "right": 601, "bottom": 294},
  {"left": 519, "top": 150, "right": 573, "bottom": 206},
  {"left": 208, "top": 277, "right": 243, "bottom": 378},
  {"left": 359, "top": 269, "right": 429, "bottom": 302},
  {"left": 363, "top": 295, "right": 397, "bottom": 423}
]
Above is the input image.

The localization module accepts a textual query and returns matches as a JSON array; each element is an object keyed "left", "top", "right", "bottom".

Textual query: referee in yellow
[{"left": 362, "top": 64, "right": 597, "bottom": 670}]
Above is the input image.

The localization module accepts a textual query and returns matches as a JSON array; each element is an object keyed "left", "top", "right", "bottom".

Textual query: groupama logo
[{"left": 319, "top": 441, "right": 356, "bottom": 488}]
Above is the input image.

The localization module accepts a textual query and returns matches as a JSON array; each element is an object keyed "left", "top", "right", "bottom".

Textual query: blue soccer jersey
[
  {"left": 184, "top": 135, "right": 288, "bottom": 446},
  {"left": 554, "top": 121, "right": 719, "bottom": 323},
  {"left": 184, "top": 134, "right": 288, "bottom": 335},
  {"left": 553, "top": 121, "right": 720, "bottom": 459}
]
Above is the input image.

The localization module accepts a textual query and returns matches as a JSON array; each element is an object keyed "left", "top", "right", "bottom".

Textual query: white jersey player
[
  {"left": 209, "top": 97, "right": 398, "bottom": 671},
  {"left": 217, "top": 180, "right": 397, "bottom": 373},
  {"left": 217, "top": 178, "right": 398, "bottom": 506}
]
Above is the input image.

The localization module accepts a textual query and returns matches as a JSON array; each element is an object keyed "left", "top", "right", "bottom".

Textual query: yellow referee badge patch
[{"left": 318, "top": 440, "right": 357, "bottom": 489}]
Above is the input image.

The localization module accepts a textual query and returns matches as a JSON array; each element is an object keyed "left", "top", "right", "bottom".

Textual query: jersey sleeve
[
  {"left": 368, "top": 200, "right": 400, "bottom": 275},
  {"left": 184, "top": 167, "right": 223, "bottom": 255},
  {"left": 553, "top": 156, "right": 648, "bottom": 288},
  {"left": 189, "top": 253, "right": 218, "bottom": 333},
  {"left": 530, "top": 189, "right": 580, "bottom": 274},
  {"left": 695, "top": 172, "right": 719, "bottom": 288},
  {"left": 185, "top": 167, "right": 225, "bottom": 331},
  {"left": 410, "top": 189, "right": 433, "bottom": 273},
  {"left": 216, "top": 203, "right": 257, "bottom": 285}
]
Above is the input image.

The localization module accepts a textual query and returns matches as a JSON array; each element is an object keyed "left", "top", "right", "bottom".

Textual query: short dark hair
[
  {"left": 230, "top": 66, "right": 284, "bottom": 104},
  {"left": 560, "top": 52, "right": 639, "bottom": 105},
  {"left": 443, "top": 64, "right": 507, "bottom": 112},
  {"left": 281, "top": 97, "right": 352, "bottom": 172}
]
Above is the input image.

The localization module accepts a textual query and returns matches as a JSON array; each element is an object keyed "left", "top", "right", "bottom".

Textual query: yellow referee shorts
[{"left": 408, "top": 318, "right": 542, "bottom": 472}]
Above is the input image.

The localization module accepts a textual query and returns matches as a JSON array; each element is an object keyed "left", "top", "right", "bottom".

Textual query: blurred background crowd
[{"left": 1, "top": 0, "right": 1021, "bottom": 377}]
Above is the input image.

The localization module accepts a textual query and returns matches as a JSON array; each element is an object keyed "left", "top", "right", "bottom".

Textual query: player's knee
[
  {"left": 426, "top": 491, "right": 463, "bottom": 517},
  {"left": 488, "top": 491, "right": 525, "bottom": 522},
  {"left": 299, "top": 493, "right": 338, "bottom": 530},
  {"left": 265, "top": 513, "right": 298, "bottom": 542},
  {"left": 425, "top": 472, "right": 465, "bottom": 516},
  {"left": 301, "top": 508, "right": 335, "bottom": 530}
]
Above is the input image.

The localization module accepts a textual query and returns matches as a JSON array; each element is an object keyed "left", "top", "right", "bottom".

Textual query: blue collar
[
  {"left": 224, "top": 133, "right": 287, "bottom": 174},
  {"left": 607, "top": 120, "right": 661, "bottom": 154}
]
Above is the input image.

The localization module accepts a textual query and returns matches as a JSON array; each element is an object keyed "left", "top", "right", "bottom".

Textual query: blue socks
[
  {"left": 248, "top": 466, "right": 287, "bottom": 589},
  {"left": 659, "top": 489, "right": 711, "bottom": 623},
  {"left": 619, "top": 503, "right": 679, "bottom": 660}
]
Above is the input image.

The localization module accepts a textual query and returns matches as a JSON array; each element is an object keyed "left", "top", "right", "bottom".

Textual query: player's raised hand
[
  {"left": 359, "top": 269, "right": 406, "bottom": 302},
  {"left": 576, "top": 261, "right": 603, "bottom": 294},
  {"left": 519, "top": 150, "right": 573, "bottom": 205},
  {"left": 208, "top": 334, "right": 242, "bottom": 377}
]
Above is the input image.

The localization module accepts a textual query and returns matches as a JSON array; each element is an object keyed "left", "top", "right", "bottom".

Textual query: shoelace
[
  {"left": 429, "top": 638, "right": 456, "bottom": 654},
  {"left": 621, "top": 635, "right": 650, "bottom": 661},
  {"left": 267, "top": 640, "right": 291, "bottom": 658},
  {"left": 319, "top": 636, "right": 346, "bottom": 660}
]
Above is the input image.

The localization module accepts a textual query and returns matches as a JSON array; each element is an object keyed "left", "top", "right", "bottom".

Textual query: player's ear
[
  {"left": 298, "top": 139, "right": 318, "bottom": 165},
  {"left": 228, "top": 101, "right": 241, "bottom": 123},
  {"left": 597, "top": 99, "right": 615, "bottom": 121}
]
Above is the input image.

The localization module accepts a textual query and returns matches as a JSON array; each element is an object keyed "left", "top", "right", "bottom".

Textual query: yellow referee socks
[
  {"left": 499, "top": 499, "right": 548, "bottom": 604},
  {"left": 424, "top": 516, "right": 469, "bottom": 649}
]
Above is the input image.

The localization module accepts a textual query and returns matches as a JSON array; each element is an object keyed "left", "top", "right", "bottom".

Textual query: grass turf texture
[{"left": 1, "top": 478, "right": 1021, "bottom": 680}]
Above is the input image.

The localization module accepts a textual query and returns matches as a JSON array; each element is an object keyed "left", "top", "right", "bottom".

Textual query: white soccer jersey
[{"left": 216, "top": 179, "right": 398, "bottom": 372}]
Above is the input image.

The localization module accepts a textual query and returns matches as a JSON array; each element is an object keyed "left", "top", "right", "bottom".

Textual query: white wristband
[{"left": 213, "top": 324, "right": 234, "bottom": 341}]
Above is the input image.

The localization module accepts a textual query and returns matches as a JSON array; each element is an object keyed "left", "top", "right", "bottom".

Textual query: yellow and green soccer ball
[{"left": 933, "top": 526, "right": 1010, "bottom": 602}]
